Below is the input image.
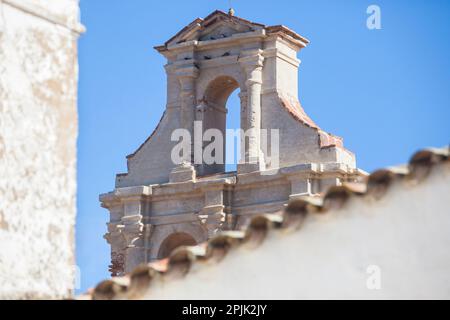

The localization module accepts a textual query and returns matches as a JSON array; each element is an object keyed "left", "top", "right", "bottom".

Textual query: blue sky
[{"left": 76, "top": 0, "right": 450, "bottom": 293}]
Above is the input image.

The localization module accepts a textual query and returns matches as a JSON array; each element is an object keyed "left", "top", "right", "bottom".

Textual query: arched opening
[
  {"left": 198, "top": 76, "right": 242, "bottom": 175},
  {"left": 157, "top": 232, "right": 197, "bottom": 259},
  {"left": 225, "top": 90, "right": 240, "bottom": 173}
]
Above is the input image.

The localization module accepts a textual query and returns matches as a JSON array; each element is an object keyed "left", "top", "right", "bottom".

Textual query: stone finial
[{"left": 228, "top": 8, "right": 235, "bottom": 16}]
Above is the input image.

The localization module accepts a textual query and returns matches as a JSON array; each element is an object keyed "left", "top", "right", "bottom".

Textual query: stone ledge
[
  {"left": 102, "top": 162, "right": 365, "bottom": 205},
  {"left": 149, "top": 213, "right": 199, "bottom": 226},
  {"left": 232, "top": 200, "right": 287, "bottom": 216}
]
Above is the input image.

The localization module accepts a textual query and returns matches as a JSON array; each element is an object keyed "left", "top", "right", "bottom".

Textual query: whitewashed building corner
[{"left": 0, "top": 0, "right": 84, "bottom": 299}]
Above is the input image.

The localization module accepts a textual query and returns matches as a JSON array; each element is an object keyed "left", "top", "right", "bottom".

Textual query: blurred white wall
[{"left": 0, "top": 0, "right": 83, "bottom": 299}]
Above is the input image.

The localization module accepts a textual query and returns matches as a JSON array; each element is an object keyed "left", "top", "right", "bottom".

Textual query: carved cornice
[
  {"left": 158, "top": 30, "right": 266, "bottom": 55},
  {"left": 99, "top": 186, "right": 152, "bottom": 206}
]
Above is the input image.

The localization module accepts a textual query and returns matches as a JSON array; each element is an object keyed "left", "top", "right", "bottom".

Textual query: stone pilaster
[
  {"left": 200, "top": 188, "right": 226, "bottom": 237},
  {"left": 101, "top": 199, "right": 127, "bottom": 277},
  {"left": 101, "top": 187, "right": 153, "bottom": 274},
  {"left": 104, "top": 222, "right": 126, "bottom": 277},
  {"left": 121, "top": 197, "right": 145, "bottom": 273},
  {"left": 176, "top": 64, "right": 199, "bottom": 163}
]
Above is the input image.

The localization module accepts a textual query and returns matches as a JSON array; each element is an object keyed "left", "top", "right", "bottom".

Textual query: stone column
[
  {"left": 194, "top": 100, "right": 207, "bottom": 174},
  {"left": 239, "top": 91, "right": 248, "bottom": 132},
  {"left": 176, "top": 65, "right": 199, "bottom": 163},
  {"left": 239, "top": 50, "right": 265, "bottom": 173},
  {"left": 238, "top": 91, "right": 248, "bottom": 165}
]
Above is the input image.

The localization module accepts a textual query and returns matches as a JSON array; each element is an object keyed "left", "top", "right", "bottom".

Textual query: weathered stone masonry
[{"left": 100, "top": 10, "right": 365, "bottom": 276}]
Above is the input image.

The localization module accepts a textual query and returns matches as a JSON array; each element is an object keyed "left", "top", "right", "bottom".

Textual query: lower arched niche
[{"left": 157, "top": 232, "right": 198, "bottom": 259}]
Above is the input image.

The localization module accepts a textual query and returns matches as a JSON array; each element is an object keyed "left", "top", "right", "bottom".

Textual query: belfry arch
[
  {"left": 196, "top": 75, "right": 243, "bottom": 175},
  {"left": 101, "top": 10, "right": 365, "bottom": 276},
  {"left": 203, "top": 76, "right": 240, "bottom": 109}
]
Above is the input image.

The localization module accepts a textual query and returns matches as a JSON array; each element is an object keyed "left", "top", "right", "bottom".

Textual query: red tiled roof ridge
[{"left": 278, "top": 93, "right": 343, "bottom": 149}]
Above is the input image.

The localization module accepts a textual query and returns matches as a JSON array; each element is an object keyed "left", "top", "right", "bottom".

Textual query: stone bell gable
[
  {"left": 115, "top": 10, "right": 355, "bottom": 188},
  {"left": 101, "top": 10, "right": 365, "bottom": 276}
]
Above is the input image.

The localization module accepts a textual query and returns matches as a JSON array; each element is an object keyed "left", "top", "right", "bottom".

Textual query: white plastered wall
[{"left": 0, "top": 0, "right": 82, "bottom": 299}]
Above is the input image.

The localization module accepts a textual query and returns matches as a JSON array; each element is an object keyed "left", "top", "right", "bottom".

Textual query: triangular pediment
[
  {"left": 154, "top": 10, "right": 309, "bottom": 53},
  {"left": 164, "top": 10, "right": 265, "bottom": 47},
  {"left": 198, "top": 21, "right": 253, "bottom": 41}
]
